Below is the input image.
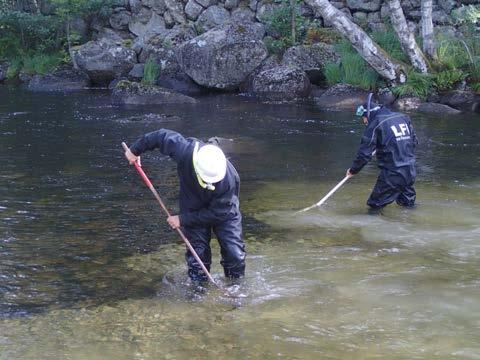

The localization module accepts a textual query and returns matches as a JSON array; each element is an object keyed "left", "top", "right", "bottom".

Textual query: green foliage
[
  {"left": 392, "top": 71, "right": 435, "bottom": 99},
  {"left": 304, "top": 24, "right": 342, "bottom": 45},
  {"left": 436, "top": 36, "right": 471, "bottom": 70},
  {"left": 322, "top": 41, "right": 379, "bottom": 90},
  {"left": 142, "top": 58, "right": 160, "bottom": 85},
  {"left": 50, "top": 0, "right": 120, "bottom": 20},
  {"left": 324, "top": 62, "right": 342, "bottom": 86},
  {"left": 263, "top": 36, "right": 291, "bottom": 56},
  {"left": 434, "top": 69, "right": 466, "bottom": 91},
  {"left": 371, "top": 29, "right": 409, "bottom": 63},
  {"left": 262, "top": 0, "right": 308, "bottom": 53},
  {"left": 6, "top": 57, "right": 22, "bottom": 79},
  {"left": 22, "top": 53, "right": 63, "bottom": 75}
]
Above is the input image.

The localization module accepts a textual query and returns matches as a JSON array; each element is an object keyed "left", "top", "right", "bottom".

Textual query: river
[{"left": 0, "top": 86, "right": 479, "bottom": 359}]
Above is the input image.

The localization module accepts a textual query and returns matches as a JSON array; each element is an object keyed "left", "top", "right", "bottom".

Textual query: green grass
[
  {"left": 371, "top": 29, "right": 409, "bottom": 63},
  {"left": 392, "top": 71, "right": 435, "bottom": 99},
  {"left": 142, "top": 58, "right": 160, "bottom": 85},
  {"left": 434, "top": 69, "right": 466, "bottom": 91}
]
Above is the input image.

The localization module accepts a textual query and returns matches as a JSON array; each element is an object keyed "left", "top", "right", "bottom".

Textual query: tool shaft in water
[{"left": 296, "top": 175, "right": 350, "bottom": 213}]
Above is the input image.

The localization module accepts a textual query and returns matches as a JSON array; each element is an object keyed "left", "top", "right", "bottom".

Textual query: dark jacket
[
  {"left": 350, "top": 107, "right": 417, "bottom": 180},
  {"left": 130, "top": 129, "right": 241, "bottom": 228}
]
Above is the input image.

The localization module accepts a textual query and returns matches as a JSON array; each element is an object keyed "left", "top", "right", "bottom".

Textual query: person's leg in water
[
  {"left": 367, "top": 172, "right": 401, "bottom": 213},
  {"left": 182, "top": 226, "right": 212, "bottom": 285},
  {"left": 396, "top": 183, "right": 416, "bottom": 207},
  {"left": 213, "top": 215, "right": 245, "bottom": 285}
]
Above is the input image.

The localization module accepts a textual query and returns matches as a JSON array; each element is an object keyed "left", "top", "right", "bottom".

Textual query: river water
[{"left": 0, "top": 86, "right": 479, "bottom": 359}]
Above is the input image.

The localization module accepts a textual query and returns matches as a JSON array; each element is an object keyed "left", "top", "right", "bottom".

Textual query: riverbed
[{"left": 0, "top": 86, "right": 479, "bottom": 359}]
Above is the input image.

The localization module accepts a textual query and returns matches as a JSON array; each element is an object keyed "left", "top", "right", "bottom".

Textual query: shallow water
[{"left": 0, "top": 86, "right": 479, "bottom": 359}]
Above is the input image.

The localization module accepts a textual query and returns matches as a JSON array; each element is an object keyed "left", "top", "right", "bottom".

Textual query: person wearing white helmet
[{"left": 124, "top": 129, "right": 245, "bottom": 283}]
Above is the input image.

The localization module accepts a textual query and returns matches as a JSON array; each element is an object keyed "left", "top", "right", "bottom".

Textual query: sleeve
[
  {"left": 129, "top": 129, "right": 190, "bottom": 162},
  {"left": 179, "top": 187, "right": 239, "bottom": 227},
  {"left": 349, "top": 123, "right": 377, "bottom": 175}
]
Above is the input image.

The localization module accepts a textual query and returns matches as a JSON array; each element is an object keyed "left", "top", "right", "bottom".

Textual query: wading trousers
[
  {"left": 182, "top": 216, "right": 245, "bottom": 281},
  {"left": 367, "top": 170, "right": 416, "bottom": 209}
]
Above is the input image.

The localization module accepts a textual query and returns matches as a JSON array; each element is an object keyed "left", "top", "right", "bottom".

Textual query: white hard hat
[{"left": 193, "top": 143, "right": 227, "bottom": 184}]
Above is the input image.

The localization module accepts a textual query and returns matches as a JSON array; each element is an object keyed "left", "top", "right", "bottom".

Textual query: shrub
[
  {"left": 22, "top": 53, "right": 62, "bottom": 75},
  {"left": 304, "top": 22, "right": 342, "bottom": 45},
  {"left": 392, "top": 71, "right": 435, "bottom": 99},
  {"left": 263, "top": 36, "right": 291, "bottom": 56},
  {"left": 324, "top": 62, "right": 342, "bottom": 85},
  {"left": 142, "top": 58, "right": 160, "bottom": 85},
  {"left": 434, "top": 69, "right": 466, "bottom": 91}
]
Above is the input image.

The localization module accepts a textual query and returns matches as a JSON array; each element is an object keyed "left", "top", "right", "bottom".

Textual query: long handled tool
[
  {"left": 295, "top": 175, "right": 351, "bottom": 214},
  {"left": 121, "top": 142, "right": 221, "bottom": 290}
]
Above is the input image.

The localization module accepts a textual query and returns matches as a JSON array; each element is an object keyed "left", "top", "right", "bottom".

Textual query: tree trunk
[
  {"left": 290, "top": 0, "right": 296, "bottom": 44},
  {"left": 305, "top": 0, "right": 406, "bottom": 83},
  {"left": 67, "top": 21, "right": 79, "bottom": 70},
  {"left": 421, "top": 0, "right": 436, "bottom": 59},
  {"left": 387, "top": 0, "right": 429, "bottom": 73}
]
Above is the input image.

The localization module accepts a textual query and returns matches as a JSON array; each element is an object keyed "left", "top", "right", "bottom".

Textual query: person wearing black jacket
[
  {"left": 124, "top": 129, "right": 245, "bottom": 282},
  {"left": 347, "top": 96, "right": 417, "bottom": 209}
]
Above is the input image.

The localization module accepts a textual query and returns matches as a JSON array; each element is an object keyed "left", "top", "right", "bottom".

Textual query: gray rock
[
  {"left": 128, "top": 63, "right": 145, "bottom": 80},
  {"left": 72, "top": 39, "right": 137, "bottom": 85},
  {"left": 196, "top": 0, "right": 218, "bottom": 7},
  {"left": 231, "top": 7, "right": 256, "bottom": 22},
  {"left": 440, "top": 90, "right": 480, "bottom": 112},
  {"left": 367, "top": 11, "right": 381, "bottom": 23},
  {"left": 27, "top": 69, "right": 90, "bottom": 92},
  {"left": 185, "top": 0, "right": 204, "bottom": 20},
  {"left": 256, "top": 1, "right": 281, "bottom": 21},
  {"left": 240, "top": 54, "right": 281, "bottom": 93},
  {"left": 139, "top": 25, "right": 197, "bottom": 63},
  {"left": 110, "top": 8, "right": 132, "bottom": 30},
  {"left": 164, "top": 0, "right": 187, "bottom": 24},
  {"left": 177, "top": 21, "right": 268, "bottom": 90},
  {"left": 330, "top": 1, "right": 345, "bottom": 9},
  {"left": 129, "top": 8, "right": 166, "bottom": 36},
  {"left": 394, "top": 96, "right": 422, "bottom": 111},
  {"left": 112, "top": 80, "right": 197, "bottom": 104},
  {"left": 70, "top": 18, "right": 89, "bottom": 41},
  {"left": 315, "top": 83, "right": 368, "bottom": 111},
  {"left": 251, "top": 66, "right": 311, "bottom": 101},
  {"left": 281, "top": 43, "right": 339, "bottom": 85},
  {"left": 438, "top": 0, "right": 455, "bottom": 12},
  {"left": 249, "top": 0, "right": 258, "bottom": 11},
  {"left": 195, "top": 6, "right": 230, "bottom": 33},
  {"left": 142, "top": 0, "right": 167, "bottom": 13},
  {"left": 129, "top": 0, "right": 142, "bottom": 13},
  {"left": 224, "top": 0, "right": 239, "bottom": 10},
  {"left": 96, "top": 27, "right": 131, "bottom": 42},
  {"left": 353, "top": 11, "right": 368, "bottom": 23},
  {"left": 156, "top": 72, "right": 207, "bottom": 95},
  {"left": 346, "top": 0, "right": 381, "bottom": 12},
  {"left": 164, "top": 10, "right": 175, "bottom": 28},
  {"left": 417, "top": 102, "right": 462, "bottom": 115}
]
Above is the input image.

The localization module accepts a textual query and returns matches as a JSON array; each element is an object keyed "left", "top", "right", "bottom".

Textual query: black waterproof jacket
[
  {"left": 349, "top": 107, "right": 417, "bottom": 180},
  {"left": 130, "top": 129, "right": 241, "bottom": 228}
]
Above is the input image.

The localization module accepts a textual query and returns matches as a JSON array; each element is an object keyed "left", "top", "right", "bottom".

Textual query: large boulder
[
  {"left": 314, "top": 83, "right": 369, "bottom": 111},
  {"left": 440, "top": 90, "right": 480, "bottom": 113},
  {"left": 177, "top": 21, "right": 267, "bottom": 90},
  {"left": 142, "top": 0, "right": 167, "bottom": 14},
  {"left": 164, "top": 0, "right": 187, "bottom": 24},
  {"left": 195, "top": 5, "right": 230, "bottom": 34},
  {"left": 185, "top": 0, "right": 204, "bottom": 20},
  {"left": 281, "top": 43, "right": 339, "bottom": 85},
  {"left": 231, "top": 7, "right": 256, "bottom": 22},
  {"left": 72, "top": 39, "right": 137, "bottom": 85},
  {"left": 250, "top": 66, "right": 311, "bottom": 101},
  {"left": 156, "top": 72, "right": 207, "bottom": 95},
  {"left": 112, "top": 80, "right": 197, "bottom": 104},
  {"left": 27, "top": 69, "right": 91, "bottom": 92}
]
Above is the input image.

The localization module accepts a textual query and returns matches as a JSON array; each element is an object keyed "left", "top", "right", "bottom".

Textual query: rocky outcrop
[
  {"left": 250, "top": 66, "right": 311, "bottom": 101},
  {"left": 112, "top": 80, "right": 197, "bottom": 104},
  {"left": 27, "top": 69, "right": 91, "bottom": 92},
  {"left": 195, "top": 5, "right": 230, "bottom": 33},
  {"left": 72, "top": 39, "right": 137, "bottom": 85},
  {"left": 177, "top": 21, "right": 267, "bottom": 90},
  {"left": 281, "top": 43, "right": 339, "bottom": 85},
  {"left": 440, "top": 90, "right": 480, "bottom": 113},
  {"left": 314, "top": 83, "right": 368, "bottom": 111}
]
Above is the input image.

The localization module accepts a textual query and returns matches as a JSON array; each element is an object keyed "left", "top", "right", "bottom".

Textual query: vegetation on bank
[
  {"left": 0, "top": 0, "right": 479, "bottom": 97},
  {"left": 0, "top": 0, "right": 120, "bottom": 78}
]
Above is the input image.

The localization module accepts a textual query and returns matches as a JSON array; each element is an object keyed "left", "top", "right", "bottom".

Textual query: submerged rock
[
  {"left": 314, "top": 83, "right": 368, "bottom": 111},
  {"left": 72, "top": 39, "right": 137, "bottom": 85},
  {"left": 440, "top": 90, "right": 480, "bottom": 113},
  {"left": 177, "top": 21, "right": 267, "bottom": 90},
  {"left": 251, "top": 66, "right": 311, "bottom": 101},
  {"left": 112, "top": 80, "right": 197, "bottom": 105},
  {"left": 417, "top": 102, "right": 462, "bottom": 115},
  {"left": 27, "top": 69, "right": 91, "bottom": 92}
]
